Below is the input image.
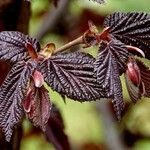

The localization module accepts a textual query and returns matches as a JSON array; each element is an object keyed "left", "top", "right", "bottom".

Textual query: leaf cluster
[
  {"left": 0, "top": 31, "right": 104, "bottom": 141},
  {"left": 0, "top": 11, "right": 150, "bottom": 145},
  {"left": 95, "top": 12, "right": 150, "bottom": 119}
]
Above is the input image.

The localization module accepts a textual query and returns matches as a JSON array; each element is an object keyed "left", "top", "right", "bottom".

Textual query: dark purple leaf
[
  {"left": 39, "top": 52, "right": 105, "bottom": 101},
  {"left": 136, "top": 59, "right": 150, "bottom": 97},
  {"left": 104, "top": 12, "right": 126, "bottom": 28},
  {"left": 45, "top": 104, "right": 70, "bottom": 150},
  {"left": 104, "top": 12, "right": 150, "bottom": 59},
  {"left": 0, "top": 31, "right": 40, "bottom": 62},
  {"left": 23, "top": 85, "right": 51, "bottom": 131},
  {"left": 94, "top": 40, "right": 128, "bottom": 120},
  {"left": 0, "top": 60, "right": 37, "bottom": 141}
]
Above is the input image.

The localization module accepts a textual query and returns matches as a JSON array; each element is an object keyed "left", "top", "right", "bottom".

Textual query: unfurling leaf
[
  {"left": 104, "top": 12, "right": 150, "bottom": 59},
  {"left": 23, "top": 85, "right": 51, "bottom": 131},
  {"left": 0, "top": 60, "right": 37, "bottom": 141},
  {"left": 0, "top": 31, "right": 40, "bottom": 62},
  {"left": 39, "top": 52, "right": 105, "bottom": 101},
  {"left": 45, "top": 104, "right": 70, "bottom": 150},
  {"left": 126, "top": 58, "right": 141, "bottom": 87},
  {"left": 94, "top": 40, "right": 129, "bottom": 119},
  {"left": 136, "top": 59, "right": 150, "bottom": 97},
  {"left": 125, "top": 58, "right": 144, "bottom": 103}
]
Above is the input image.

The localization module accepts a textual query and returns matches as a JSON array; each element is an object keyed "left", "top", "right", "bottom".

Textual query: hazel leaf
[
  {"left": 0, "top": 31, "right": 40, "bottom": 62},
  {"left": 104, "top": 12, "right": 150, "bottom": 59},
  {"left": 0, "top": 60, "right": 37, "bottom": 141},
  {"left": 94, "top": 40, "right": 128, "bottom": 119},
  {"left": 39, "top": 52, "right": 105, "bottom": 101}
]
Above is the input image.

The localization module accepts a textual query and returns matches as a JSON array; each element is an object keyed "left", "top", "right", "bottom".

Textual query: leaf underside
[
  {"left": 23, "top": 85, "right": 51, "bottom": 131},
  {"left": 94, "top": 40, "right": 129, "bottom": 119},
  {"left": 136, "top": 59, "right": 150, "bottom": 97},
  {"left": 0, "top": 60, "right": 37, "bottom": 141},
  {"left": 0, "top": 31, "right": 40, "bottom": 62},
  {"left": 104, "top": 12, "right": 150, "bottom": 59},
  {"left": 39, "top": 52, "right": 105, "bottom": 101}
]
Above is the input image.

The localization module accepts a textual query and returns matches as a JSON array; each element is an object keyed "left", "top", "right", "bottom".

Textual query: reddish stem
[{"left": 25, "top": 43, "right": 38, "bottom": 59}]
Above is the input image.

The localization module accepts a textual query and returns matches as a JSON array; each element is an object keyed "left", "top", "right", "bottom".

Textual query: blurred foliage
[{"left": 21, "top": 0, "right": 150, "bottom": 150}]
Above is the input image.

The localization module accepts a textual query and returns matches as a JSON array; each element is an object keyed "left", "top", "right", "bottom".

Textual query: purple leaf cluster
[
  {"left": 0, "top": 31, "right": 103, "bottom": 142},
  {"left": 94, "top": 12, "right": 150, "bottom": 119},
  {"left": 0, "top": 11, "right": 150, "bottom": 146}
]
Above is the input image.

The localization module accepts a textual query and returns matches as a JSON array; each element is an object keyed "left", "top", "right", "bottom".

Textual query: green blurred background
[{"left": 21, "top": 0, "right": 150, "bottom": 150}]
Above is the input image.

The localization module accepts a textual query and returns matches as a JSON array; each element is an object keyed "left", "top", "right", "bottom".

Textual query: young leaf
[
  {"left": 0, "top": 31, "right": 40, "bottom": 62},
  {"left": 104, "top": 12, "right": 150, "bottom": 59},
  {"left": 45, "top": 104, "right": 70, "bottom": 150},
  {"left": 23, "top": 85, "right": 51, "bottom": 131},
  {"left": 124, "top": 58, "right": 143, "bottom": 103},
  {"left": 39, "top": 52, "right": 105, "bottom": 101},
  {"left": 0, "top": 60, "right": 37, "bottom": 141},
  {"left": 136, "top": 59, "right": 150, "bottom": 97},
  {"left": 125, "top": 73, "right": 143, "bottom": 103},
  {"left": 94, "top": 40, "right": 128, "bottom": 119}
]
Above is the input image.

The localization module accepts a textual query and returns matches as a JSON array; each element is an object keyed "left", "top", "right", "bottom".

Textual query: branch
[
  {"left": 34, "top": 0, "right": 69, "bottom": 40},
  {"left": 54, "top": 36, "right": 83, "bottom": 54},
  {"left": 39, "top": 28, "right": 99, "bottom": 57}
]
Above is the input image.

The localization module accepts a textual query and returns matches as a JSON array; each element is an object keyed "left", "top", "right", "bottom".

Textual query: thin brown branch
[
  {"left": 34, "top": 0, "right": 69, "bottom": 40},
  {"left": 53, "top": 36, "right": 83, "bottom": 54},
  {"left": 52, "top": 23, "right": 101, "bottom": 54}
]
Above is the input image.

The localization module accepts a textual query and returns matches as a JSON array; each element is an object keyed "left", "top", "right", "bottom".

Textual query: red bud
[
  {"left": 126, "top": 59, "right": 141, "bottom": 86},
  {"left": 33, "top": 70, "right": 44, "bottom": 87}
]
